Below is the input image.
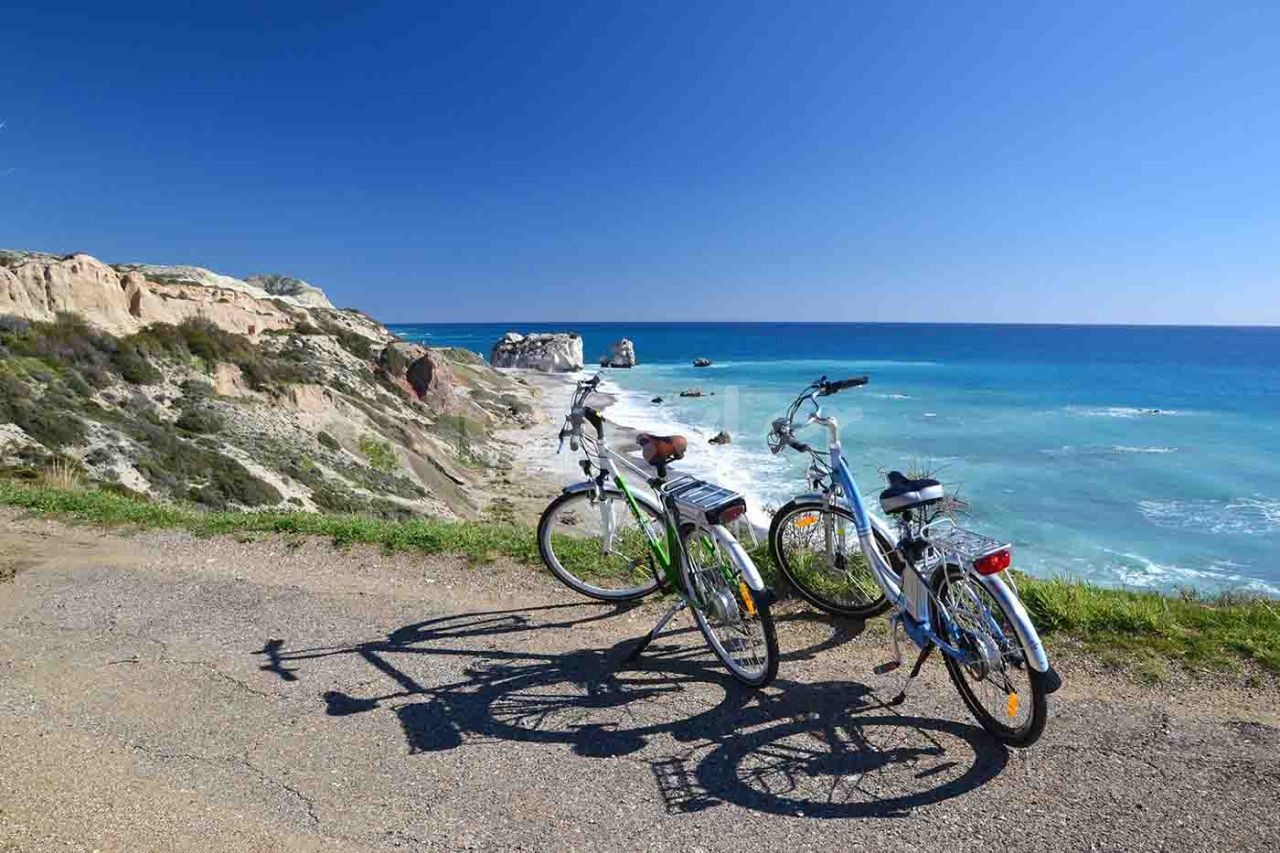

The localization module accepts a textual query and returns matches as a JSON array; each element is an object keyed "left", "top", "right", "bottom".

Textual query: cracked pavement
[{"left": 1, "top": 511, "right": 1278, "bottom": 851}]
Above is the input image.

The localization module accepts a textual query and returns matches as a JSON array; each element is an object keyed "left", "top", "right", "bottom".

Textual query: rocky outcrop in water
[
  {"left": 490, "top": 331, "right": 583, "bottom": 372},
  {"left": 600, "top": 338, "right": 636, "bottom": 368},
  {"left": 693, "top": 358, "right": 712, "bottom": 367},
  {"left": 709, "top": 430, "right": 731, "bottom": 445}
]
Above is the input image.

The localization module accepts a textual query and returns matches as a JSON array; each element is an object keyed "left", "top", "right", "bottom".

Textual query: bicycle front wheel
[
  {"left": 930, "top": 563, "right": 1049, "bottom": 747},
  {"left": 769, "top": 499, "right": 903, "bottom": 619},
  {"left": 682, "top": 525, "right": 778, "bottom": 687},
  {"left": 537, "top": 487, "right": 664, "bottom": 602}
]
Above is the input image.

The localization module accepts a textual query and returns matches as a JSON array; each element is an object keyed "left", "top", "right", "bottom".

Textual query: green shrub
[
  {"left": 180, "top": 379, "right": 214, "bottom": 400},
  {"left": 174, "top": 407, "right": 225, "bottom": 434},
  {"left": 0, "top": 374, "right": 87, "bottom": 449},
  {"left": 0, "top": 313, "right": 117, "bottom": 388},
  {"left": 127, "top": 418, "right": 279, "bottom": 508},
  {"left": 112, "top": 340, "right": 162, "bottom": 384},
  {"left": 317, "top": 431, "right": 340, "bottom": 451},
  {"left": 358, "top": 434, "right": 398, "bottom": 472}
]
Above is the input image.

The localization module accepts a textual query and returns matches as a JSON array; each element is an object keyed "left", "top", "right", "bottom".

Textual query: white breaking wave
[
  {"left": 1138, "top": 497, "right": 1280, "bottom": 536},
  {"left": 1066, "top": 406, "right": 1186, "bottom": 418},
  {"left": 1042, "top": 445, "right": 1179, "bottom": 457},
  {"left": 1100, "top": 549, "right": 1280, "bottom": 596},
  {"left": 594, "top": 375, "right": 789, "bottom": 528}
]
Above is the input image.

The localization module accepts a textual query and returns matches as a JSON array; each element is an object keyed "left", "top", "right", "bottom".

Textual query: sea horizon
[{"left": 383, "top": 319, "right": 1280, "bottom": 330}]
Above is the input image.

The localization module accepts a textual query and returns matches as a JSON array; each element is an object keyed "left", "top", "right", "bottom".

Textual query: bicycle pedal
[{"left": 873, "top": 660, "right": 902, "bottom": 675}]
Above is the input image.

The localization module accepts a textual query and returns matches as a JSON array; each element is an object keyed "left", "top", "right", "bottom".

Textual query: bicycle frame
[
  {"left": 562, "top": 403, "right": 768, "bottom": 597},
  {"left": 797, "top": 392, "right": 1051, "bottom": 674}
]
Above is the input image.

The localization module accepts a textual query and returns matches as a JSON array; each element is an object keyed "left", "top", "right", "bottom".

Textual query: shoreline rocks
[
  {"left": 599, "top": 338, "right": 636, "bottom": 368},
  {"left": 490, "top": 331, "right": 584, "bottom": 372},
  {"left": 709, "top": 430, "right": 731, "bottom": 445}
]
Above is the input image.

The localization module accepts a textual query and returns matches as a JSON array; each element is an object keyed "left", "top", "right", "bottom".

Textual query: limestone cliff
[{"left": 0, "top": 250, "right": 536, "bottom": 519}]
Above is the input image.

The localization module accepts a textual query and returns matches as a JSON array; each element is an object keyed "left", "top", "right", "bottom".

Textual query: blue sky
[{"left": 3, "top": 1, "right": 1278, "bottom": 324}]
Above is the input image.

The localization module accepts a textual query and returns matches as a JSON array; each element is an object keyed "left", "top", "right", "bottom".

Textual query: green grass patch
[
  {"left": 0, "top": 478, "right": 1277, "bottom": 676},
  {"left": 0, "top": 480, "right": 537, "bottom": 565}
]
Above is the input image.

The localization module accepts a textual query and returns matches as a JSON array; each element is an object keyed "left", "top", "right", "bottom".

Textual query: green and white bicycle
[{"left": 536, "top": 375, "right": 779, "bottom": 687}]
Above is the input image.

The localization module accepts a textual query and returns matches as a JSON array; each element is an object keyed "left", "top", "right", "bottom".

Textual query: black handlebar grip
[
  {"left": 582, "top": 406, "right": 605, "bottom": 438},
  {"left": 819, "top": 375, "right": 869, "bottom": 395}
]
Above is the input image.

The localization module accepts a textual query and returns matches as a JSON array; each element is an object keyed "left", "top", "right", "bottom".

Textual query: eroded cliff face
[
  {"left": 0, "top": 251, "right": 371, "bottom": 340},
  {"left": 0, "top": 250, "right": 537, "bottom": 519}
]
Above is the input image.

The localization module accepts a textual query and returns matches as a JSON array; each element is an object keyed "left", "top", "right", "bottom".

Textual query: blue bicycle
[{"left": 766, "top": 376, "right": 1060, "bottom": 747}]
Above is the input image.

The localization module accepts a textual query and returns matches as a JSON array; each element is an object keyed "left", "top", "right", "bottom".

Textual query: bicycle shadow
[{"left": 255, "top": 600, "right": 1007, "bottom": 819}]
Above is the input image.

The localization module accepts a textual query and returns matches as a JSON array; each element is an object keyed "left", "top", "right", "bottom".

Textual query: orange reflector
[
  {"left": 739, "top": 581, "right": 757, "bottom": 616},
  {"left": 794, "top": 514, "right": 819, "bottom": 528},
  {"left": 1007, "top": 693, "right": 1019, "bottom": 717}
]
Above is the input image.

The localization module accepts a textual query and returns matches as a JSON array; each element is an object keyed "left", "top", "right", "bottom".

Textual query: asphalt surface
[{"left": 1, "top": 510, "right": 1278, "bottom": 851}]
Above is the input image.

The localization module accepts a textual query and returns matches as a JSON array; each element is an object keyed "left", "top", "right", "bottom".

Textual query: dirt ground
[{"left": 2, "top": 510, "right": 1277, "bottom": 851}]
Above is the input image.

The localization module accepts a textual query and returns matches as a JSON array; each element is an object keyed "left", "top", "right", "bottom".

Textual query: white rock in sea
[
  {"left": 490, "top": 331, "right": 584, "bottom": 372},
  {"left": 600, "top": 338, "right": 636, "bottom": 368}
]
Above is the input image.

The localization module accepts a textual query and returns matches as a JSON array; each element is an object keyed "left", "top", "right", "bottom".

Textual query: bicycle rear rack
[
  {"left": 662, "top": 475, "right": 747, "bottom": 527},
  {"left": 922, "top": 520, "right": 1010, "bottom": 565}
]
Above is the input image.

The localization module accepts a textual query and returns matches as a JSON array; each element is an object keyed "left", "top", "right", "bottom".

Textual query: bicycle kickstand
[
  {"left": 623, "top": 599, "right": 687, "bottom": 662},
  {"left": 888, "top": 643, "right": 935, "bottom": 707}
]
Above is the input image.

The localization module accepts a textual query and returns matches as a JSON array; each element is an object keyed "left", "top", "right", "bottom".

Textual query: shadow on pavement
[{"left": 256, "top": 600, "right": 1007, "bottom": 818}]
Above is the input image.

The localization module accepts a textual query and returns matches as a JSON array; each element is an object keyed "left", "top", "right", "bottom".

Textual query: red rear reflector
[
  {"left": 720, "top": 504, "right": 746, "bottom": 524},
  {"left": 974, "top": 549, "right": 1011, "bottom": 575}
]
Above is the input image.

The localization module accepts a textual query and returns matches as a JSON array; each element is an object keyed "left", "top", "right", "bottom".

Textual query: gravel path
[{"left": 1, "top": 510, "right": 1277, "bottom": 851}]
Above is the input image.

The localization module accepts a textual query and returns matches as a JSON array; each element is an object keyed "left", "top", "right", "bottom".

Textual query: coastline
[
  {"left": 493, "top": 367, "right": 776, "bottom": 533},
  {"left": 493, "top": 370, "right": 645, "bottom": 504}
]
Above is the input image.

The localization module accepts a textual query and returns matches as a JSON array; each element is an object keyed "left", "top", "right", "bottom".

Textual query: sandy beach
[{"left": 496, "top": 369, "right": 647, "bottom": 484}]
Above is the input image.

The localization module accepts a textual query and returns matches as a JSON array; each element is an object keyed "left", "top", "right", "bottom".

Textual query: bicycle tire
[
  {"left": 768, "top": 498, "right": 902, "bottom": 619},
  {"left": 681, "top": 524, "right": 779, "bottom": 687},
  {"left": 537, "top": 487, "right": 664, "bottom": 602}
]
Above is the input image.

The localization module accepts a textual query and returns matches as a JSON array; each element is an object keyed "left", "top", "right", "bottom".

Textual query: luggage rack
[
  {"left": 922, "top": 519, "right": 1010, "bottom": 564},
  {"left": 662, "top": 475, "right": 747, "bottom": 527}
]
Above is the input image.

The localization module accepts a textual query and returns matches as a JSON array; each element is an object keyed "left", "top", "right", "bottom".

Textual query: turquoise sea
[{"left": 390, "top": 323, "right": 1280, "bottom": 595}]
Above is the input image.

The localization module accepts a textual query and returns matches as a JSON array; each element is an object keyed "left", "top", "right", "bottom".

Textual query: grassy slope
[{"left": 2, "top": 480, "right": 1277, "bottom": 678}]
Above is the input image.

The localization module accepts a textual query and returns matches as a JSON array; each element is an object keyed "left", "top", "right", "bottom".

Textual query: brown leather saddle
[{"left": 636, "top": 433, "right": 687, "bottom": 467}]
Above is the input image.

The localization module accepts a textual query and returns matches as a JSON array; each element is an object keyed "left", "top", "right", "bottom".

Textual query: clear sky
[{"left": 3, "top": 2, "right": 1278, "bottom": 324}]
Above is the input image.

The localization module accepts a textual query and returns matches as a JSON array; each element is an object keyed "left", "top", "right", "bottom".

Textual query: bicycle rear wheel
[
  {"left": 769, "top": 499, "right": 902, "bottom": 619},
  {"left": 537, "top": 487, "right": 664, "bottom": 601},
  {"left": 681, "top": 525, "right": 778, "bottom": 687},
  {"left": 930, "top": 563, "right": 1048, "bottom": 747}
]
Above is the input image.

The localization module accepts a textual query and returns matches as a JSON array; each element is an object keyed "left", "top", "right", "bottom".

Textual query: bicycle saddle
[
  {"left": 636, "top": 433, "right": 687, "bottom": 467},
  {"left": 879, "top": 470, "right": 944, "bottom": 514}
]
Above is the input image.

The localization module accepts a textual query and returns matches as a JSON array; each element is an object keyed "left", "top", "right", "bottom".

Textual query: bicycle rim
[
  {"left": 538, "top": 489, "right": 662, "bottom": 601},
  {"left": 932, "top": 564, "right": 1045, "bottom": 745},
  {"left": 682, "top": 527, "right": 777, "bottom": 686},
  {"left": 770, "top": 500, "right": 896, "bottom": 617}
]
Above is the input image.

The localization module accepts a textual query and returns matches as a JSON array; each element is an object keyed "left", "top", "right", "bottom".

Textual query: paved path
[{"left": 1, "top": 511, "right": 1277, "bottom": 851}]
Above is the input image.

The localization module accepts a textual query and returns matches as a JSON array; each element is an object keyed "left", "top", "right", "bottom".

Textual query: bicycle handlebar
[
  {"left": 817, "top": 375, "right": 869, "bottom": 396},
  {"left": 768, "top": 373, "right": 870, "bottom": 455},
  {"left": 559, "top": 375, "right": 606, "bottom": 453}
]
